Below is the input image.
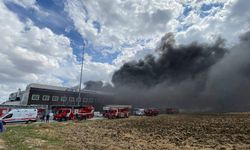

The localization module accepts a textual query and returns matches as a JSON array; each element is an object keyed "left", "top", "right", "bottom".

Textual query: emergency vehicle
[
  {"left": 53, "top": 106, "right": 94, "bottom": 121},
  {"left": 0, "top": 109, "right": 38, "bottom": 124},
  {"left": 103, "top": 105, "right": 131, "bottom": 119}
]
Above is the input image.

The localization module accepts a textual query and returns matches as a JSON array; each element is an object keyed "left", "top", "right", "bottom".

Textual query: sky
[{"left": 0, "top": 0, "right": 249, "bottom": 102}]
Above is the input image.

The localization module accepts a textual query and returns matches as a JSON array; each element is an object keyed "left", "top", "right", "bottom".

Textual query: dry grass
[{"left": 1, "top": 114, "right": 250, "bottom": 150}]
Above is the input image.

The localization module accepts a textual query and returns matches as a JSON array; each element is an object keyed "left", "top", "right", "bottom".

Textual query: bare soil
[
  {"left": 56, "top": 114, "right": 250, "bottom": 150},
  {"left": 1, "top": 114, "right": 250, "bottom": 150},
  {"left": 0, "top": 139, "right": 5, "bottom": 150}
]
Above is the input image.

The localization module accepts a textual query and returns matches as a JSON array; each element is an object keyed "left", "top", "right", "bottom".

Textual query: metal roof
[{"left": 27, "top": 83, "right": 113, "bottom": 96}]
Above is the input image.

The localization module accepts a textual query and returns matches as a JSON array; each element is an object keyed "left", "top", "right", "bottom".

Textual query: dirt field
[{"left": 1, "top": 114, "right": 250, "bottom": 150}]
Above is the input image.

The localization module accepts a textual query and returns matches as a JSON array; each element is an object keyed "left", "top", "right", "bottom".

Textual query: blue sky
[
  {"left": 0, "top": 0, "right": 249, "bottom": 101},
  {"left": 4, "top": 0, "right": 226, "bottom": 64},
  {"left": 5, "top": 0, "right": 118, "bottom": 64}
]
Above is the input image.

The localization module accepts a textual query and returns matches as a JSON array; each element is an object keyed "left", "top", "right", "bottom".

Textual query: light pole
[{"left": 77, "top": 40, "right": 87, "bottom": 106}]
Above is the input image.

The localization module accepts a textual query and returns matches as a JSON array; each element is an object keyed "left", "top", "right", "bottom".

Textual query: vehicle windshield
[{"left": 3, "top": 113, "right": 13, "bottom": 119}]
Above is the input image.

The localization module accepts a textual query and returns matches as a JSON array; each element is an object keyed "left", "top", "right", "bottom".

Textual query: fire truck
[
  {"left": 144, "top": 108, "right": 160, "bottom": 116},
  {"left": 53, "top": 106, "right": 94, "bottom": 121},
  {"left": 166, "top": 108, "right": 179, "bottom": 114},
  {"left": 103, "top": 105, "right": 131, "bottom": 119}
]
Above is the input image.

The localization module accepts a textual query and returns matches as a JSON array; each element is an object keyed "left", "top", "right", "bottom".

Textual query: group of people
[{"left": 41, "top": 112, "right": 53, "bottom": 123}]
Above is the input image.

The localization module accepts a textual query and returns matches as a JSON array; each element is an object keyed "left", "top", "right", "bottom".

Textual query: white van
[
  {"left": 94, "top": 111, "right": 103, "bottom": 117},
  {"left": 133, "top": 108, "right": 145, "bottom": 116},
  {"left": 0, "top": 109, "right": 38, "bottom": 124}
]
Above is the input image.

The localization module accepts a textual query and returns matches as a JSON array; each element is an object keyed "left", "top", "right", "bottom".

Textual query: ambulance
[{"left": 0, "top": 109, "right": 37, "bottom": 124}]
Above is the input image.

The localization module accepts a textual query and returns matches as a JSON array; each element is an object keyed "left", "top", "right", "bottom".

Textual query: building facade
[{"left": 11, "top": 83, "right": 114, "bottom": 111}]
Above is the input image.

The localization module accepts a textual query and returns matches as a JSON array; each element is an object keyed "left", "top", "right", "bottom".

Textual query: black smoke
[
  {"left": 86, "top": 32, "right": 250, "bottom": 112},
  {"left": 84, "top": 80, "right": 113, "bottom": 92},
  {"left": 112, "top": 33, "right": 227, "bottom": 89}
]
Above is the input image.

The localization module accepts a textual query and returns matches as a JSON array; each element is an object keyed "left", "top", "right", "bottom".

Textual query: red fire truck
[
  {"left": 53, "top": 106, "right": 94, "bottom": 121},
  {"left": 166, "top": 108, "right": 179, "bottom": 114},
  {"left": 103, "top": 105, "right": 131, "bottom": 119},
  {"left": 144, "top": 108, "right": 160, "bottom": 116}
]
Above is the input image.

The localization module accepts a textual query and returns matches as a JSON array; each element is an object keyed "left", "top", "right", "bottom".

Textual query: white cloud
[
  {"left": 175, "top": 0, "right": 249, "bottom": 46},
  {"left": 0, "top": 1, "right": 116, "bottom": 102},
  {"left": 4, "top": 0, "right": 38, "bottom": 9},
  {"left": 64, "top": 0, "right": 182, "bottom": 64},
  {"left": 66, "top": 0, "right": 183, "bottom": 44},
  {"left": 0, "top": 0, "right": 72, "bottom": 91}
]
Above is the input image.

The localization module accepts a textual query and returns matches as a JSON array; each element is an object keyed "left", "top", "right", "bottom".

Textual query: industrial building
[{"left": 2, "top": 83, "right": 114, "bottom": 111}]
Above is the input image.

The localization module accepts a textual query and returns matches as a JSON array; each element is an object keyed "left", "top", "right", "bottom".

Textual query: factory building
[{"left": 2, "top": 83, "right": 114, "bottom": 111}]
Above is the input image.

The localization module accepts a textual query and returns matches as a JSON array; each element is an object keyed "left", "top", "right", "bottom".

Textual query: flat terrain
[{"left": 1, "top": 114, "right": 250, "bottom": 150}]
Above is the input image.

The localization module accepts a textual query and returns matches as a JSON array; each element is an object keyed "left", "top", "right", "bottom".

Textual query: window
[
  {"left": 52, "top": 96, "right": 59, "bottom": 101},
  {"left": 82, "top": 98, "right": 95, "bottom": 103},
  {"left": 32, "top": 94, "right": 40, "bottom": 100},
  {"left": 42, "top": 95, "right": 50, "bottom": 101},
  {"left": 83, "top": 98, "right": 88, "bottom": 103},
  {"left": 3, "top": 114, "right": 13, "bottom": 119},
  {"left": 61, "top": 96, "right": 67, "bottom": 101},
  {"left": 88, "top": 98, "right": 94, "bottom": 103},
  {"left": 69, "top": 97, "right": 75, "bottom": 102},
  {"left": 76, "top": 97, "right": 81, "bottom": 102}
]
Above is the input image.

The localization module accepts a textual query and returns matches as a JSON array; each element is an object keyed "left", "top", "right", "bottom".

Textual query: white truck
[
  {"left": 0, "top": 109, "right": 38, "bottom": 124},
  {"left": 133, "top": 108, "right": 145, "bottom": 116}
]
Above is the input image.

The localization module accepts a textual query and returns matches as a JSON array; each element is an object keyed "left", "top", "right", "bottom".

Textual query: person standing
[
  {"left": 49, "top": 112, "right": 53, "bottom": 122},
  {"left": 46, "top": 113, "right": 50, "bottom": 123},
  {"left": 0, "top": 120, "right": 4, "bottom": 133},
  {"left": 41, "top": 113, "right": 45, "bottom": 122}
]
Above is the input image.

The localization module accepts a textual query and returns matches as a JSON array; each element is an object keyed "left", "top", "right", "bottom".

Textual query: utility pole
[{"left": 77, "top": 40, "right": 87, "bottom": 106}]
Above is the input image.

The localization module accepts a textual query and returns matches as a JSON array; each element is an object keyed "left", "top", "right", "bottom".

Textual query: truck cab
[
  {"left": 166, "top": 108, "right": 179, "bottom": 114},
  {"left": 53, "top": 106, "right": 94, "bottom": 121},
  {"left": 144, "top": 108, "right": 159, "bottom": 116},
  {"left": 103, "top": 105, "right": 131, "bottom": 119},
  {"left": 54, "top": 108, "right": 73, "bottom": 121}
]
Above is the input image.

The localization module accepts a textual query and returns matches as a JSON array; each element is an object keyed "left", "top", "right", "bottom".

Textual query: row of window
[{"left": 31, "top": 94, "right": 95, "bottom": 102}]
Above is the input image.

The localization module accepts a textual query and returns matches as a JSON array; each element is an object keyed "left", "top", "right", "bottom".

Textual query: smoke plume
[
  {"left": 84, "top": 80, "right": 113, "bottom": 92},
  {"left": 87, "top": 31, "right": 250, "bottom": 112},
  {"left": 112, "top": 33, "right": 226, "bottom": 88}
]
